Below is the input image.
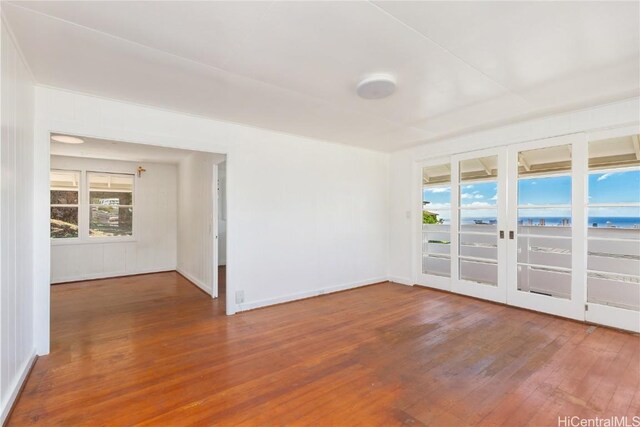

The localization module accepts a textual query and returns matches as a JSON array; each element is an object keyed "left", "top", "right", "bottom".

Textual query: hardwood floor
[{"left": 8, "top": 272, "right": 640, "bottom": 426}]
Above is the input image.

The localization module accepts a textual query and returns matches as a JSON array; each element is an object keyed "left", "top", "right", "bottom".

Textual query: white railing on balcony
[
  {"left": 422, "top": 224, "right": 450, "bottom": 277},
  {"left": 587, "top": 227, "right": 640, "bottom": 311},
  {"left": 422, "top": 224, "right": 640, "bottom": 311},
  {"left": 517, "top": 225, "right": 572, "bottom": 299}
]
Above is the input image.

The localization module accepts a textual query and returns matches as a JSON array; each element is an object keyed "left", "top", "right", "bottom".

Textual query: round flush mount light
[
  {"left": 51, "top": 134, "right": 84, "bottom": 144},
  {"left": 356, "top": 74, "right": 397, "bottom": 99}
]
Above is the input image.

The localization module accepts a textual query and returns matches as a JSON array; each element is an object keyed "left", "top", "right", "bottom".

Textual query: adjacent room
[
  {"left": 1, "top": 1, "right": 638, "bottom": 426},
  {"left": 49, "top": 135, "right": 226, "bottom": 299}
]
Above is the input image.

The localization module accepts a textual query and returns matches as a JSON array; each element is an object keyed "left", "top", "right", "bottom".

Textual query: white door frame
[
  {"left": 36, "top": 125, "right": 234, "bottom": 355},
  {"left": 505, "top": 133, "right": 587, "bottom": 321},
  {"left": 211, "top": 162, "right": 219, "bottom": 299},
  {"left": 451, "top": 147, "right": 508, "bottom": 304}
]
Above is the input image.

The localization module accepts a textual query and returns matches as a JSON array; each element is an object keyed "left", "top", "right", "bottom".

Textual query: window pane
[
  {"left": 460, "top": 208, "right": 497, "bottom": 227},
  {"left": 89, "top": 191, "right": 133, "bottom": 206},
  {"left": 51, "top": 207, "right": 78, "bottom": 238},
  {"left": 518, "top": 176, "right": 571, "bottom": 206},
  {"left": 423, "top": 209, "right": 450, "bottom": 225},
  {"left": 518, "top": 144, "right": 571, "bottom": 176},
  {"left": 90, "top": 206, "right": 133, "bottom": 237},
  {"left": 588, "top": 207, "right": 640, "bottom": 229},
  {"left": 460, "top": 259, "right": 497, "bottom": 286},
  {"left": 460, "top": 155, "right": 497, "bottom": 181},
  {"left": 88, "top": 173, "right": 134, "bottom": 192},
  {"left": 588, "top": 169, "right": 640, "bottom": 204},
  {"left": 518, "top": 207, "right": 572, "bottom": 227},
  {"left": 50, "top": 170, "right": 79, "bottom": 190},
  {"left": 460, "top": 182, "right": 497, "bottom": 207},
  {"left": 423, "top": 187, "right": 450, "bottom": 210},
  {"left": 50, "top": 190, "right": 78, "bottom": 205}
]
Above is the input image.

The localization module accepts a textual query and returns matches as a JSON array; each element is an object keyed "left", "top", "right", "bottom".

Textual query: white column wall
[{"left": 0, "top": 17, "right": 36, "bottom": 424}]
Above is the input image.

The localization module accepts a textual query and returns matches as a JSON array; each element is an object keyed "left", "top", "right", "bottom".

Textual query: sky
[{"left": 423, "top": 169, "right": 640, "bottom": 220}]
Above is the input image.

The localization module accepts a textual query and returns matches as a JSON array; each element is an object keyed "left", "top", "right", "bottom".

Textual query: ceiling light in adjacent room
[
  {"left": 356, "top": 74, "right": 396, "bottom": 99},
  {"left": 51, "top": 134, "right": 85, "bottom": 144}
]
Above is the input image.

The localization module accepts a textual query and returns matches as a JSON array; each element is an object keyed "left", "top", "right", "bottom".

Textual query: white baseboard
[
  {"left": 388, "top": 276, "right": 414, "bottom": 286},
  {"left": 237, "top": 276, "right": 388, "bottom": 312},
  {"left": 1, "top": 351, "right": 36, "bottom": 424},
  {"left": 50, "top": 267, "right": 176, "bottom": 284},
  {"left": 176, "top": 268, "right": 212, "bottom": 295}
]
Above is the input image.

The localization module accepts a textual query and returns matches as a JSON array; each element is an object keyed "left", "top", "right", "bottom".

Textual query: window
[
  {"left": 88, "top": 172, "right": 134, "bottom": 237},
  {"left": 50, "top": 170, "right": 80, "bottom": 239},
  {"left": 50, "top": 170, "right": 135, "bottom": 240}
]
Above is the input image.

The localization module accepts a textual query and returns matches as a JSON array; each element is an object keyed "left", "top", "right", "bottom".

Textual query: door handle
[
  {"left": 509, "top": 230, "right": 514, "bottom": 240},
  {"left": 499, "top": 230, "right": 504, "bottom": 239}
]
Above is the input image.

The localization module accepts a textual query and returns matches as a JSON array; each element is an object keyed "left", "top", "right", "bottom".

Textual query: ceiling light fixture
[
  {"left": 51, "top": 134, "right": 85, "bottom": 144},
  {"left": 356, "top": 74, "right": 397, "bottom": 100}
]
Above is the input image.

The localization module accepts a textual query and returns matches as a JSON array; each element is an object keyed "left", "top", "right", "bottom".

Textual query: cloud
[
  {"left": 597, "top": 173, "right": 614, "bottom": 181},
  {"left": 461, "top": 193, "right": 484, "bottom": 199},
  {"left": 468, "top": 201, "right": 495, "bottom": 208},
  {"left": 490, "top": 193, "right": 498, "bottom": 200},
  {"left": 427, "top": 187, "right": 450, "bottom": 193}
]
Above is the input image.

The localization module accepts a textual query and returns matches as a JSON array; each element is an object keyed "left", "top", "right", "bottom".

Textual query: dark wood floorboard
[{"left": 8, "top": 269, "right": 640, "bottom": 426}]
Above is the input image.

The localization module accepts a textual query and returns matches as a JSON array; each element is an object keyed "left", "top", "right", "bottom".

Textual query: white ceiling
[
  {"left": 5, "top": 1, "right": 639, "bottom": 152},
  {"left": 50, "top": 135, "right": 212, "bottom": 164}
]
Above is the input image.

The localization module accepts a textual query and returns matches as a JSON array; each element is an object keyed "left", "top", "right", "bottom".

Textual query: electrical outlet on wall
[{"left": 235, "top": 290, "right": 244, "bottom": 304}]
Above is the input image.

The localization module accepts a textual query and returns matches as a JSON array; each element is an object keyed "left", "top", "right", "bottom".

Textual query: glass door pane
[
  {"left": 587, "top": 135, "right": 640, "bottom": 312},
  {"left": 516, "top": 144, "right": 572, "bottom": 299},
  {"left": 458, "top": 155, "right": 498, "bottom": 286},
  {"left": 422, "top": 163, "right": 451, "bottom": 277}
]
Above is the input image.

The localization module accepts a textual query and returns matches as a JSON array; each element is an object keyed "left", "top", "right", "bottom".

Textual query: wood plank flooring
[{"left": 8, "top": 271, "right": 640, "bottom": 426}]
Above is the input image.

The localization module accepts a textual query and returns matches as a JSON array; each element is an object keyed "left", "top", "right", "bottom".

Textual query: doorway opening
[
  {"left": 217, "top": 161, "right": 227, "bottom": 306},
  {"left": 49, "top": 133, "right": 226, "bottom": 305}
]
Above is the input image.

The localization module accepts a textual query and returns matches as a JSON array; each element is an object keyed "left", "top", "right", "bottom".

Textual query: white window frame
[
  {"left": 50, "top": 169, "right": 137, "bottom": 245},
  {"left": 50, "top": 169, "right": 81, "bottom": 242}
]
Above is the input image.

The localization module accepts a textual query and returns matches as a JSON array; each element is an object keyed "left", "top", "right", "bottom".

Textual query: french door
[
  {"left": 583, "top": 128, "right": 640, "bottom": 332},
  {"left": 451, "top": 148, "right": 507, "bottom": 303},
  {"left": 418, "top": 132, "right": 639, "bottom": 332},
  {"left": 418, "top": 158, "right": 453, "bottom": 291},
  {"left": 506, "top": 134, "right": 586, "bottom": 321}
]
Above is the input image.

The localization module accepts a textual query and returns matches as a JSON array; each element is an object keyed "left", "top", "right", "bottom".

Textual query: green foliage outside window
[{"left": 423, "top": 211, "right": 444, "bottom": 224}]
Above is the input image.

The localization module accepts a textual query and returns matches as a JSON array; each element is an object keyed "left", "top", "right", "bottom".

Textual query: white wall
[
  {"left": 0, "top": 18, "right": 36, "bottom": 424},
  {"left": 389, "top": 98, "right": 640, "bottom": 285},
  {"left": 177, "top": 152, "right": 217, "bottom": 295},
  {"left": 218, "top": 161, "right": 227, "bottom": 266},
  {"left": 50, "top": 156, "right": 177, "bottom": 283},
  {"left": 33, "top": 86, "right": 390, "bottom": 353}
]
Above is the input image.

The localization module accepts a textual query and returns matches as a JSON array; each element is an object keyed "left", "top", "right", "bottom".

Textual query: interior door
[
  {"left": 451, "top": 148, "right": 507, "bottom": 303},
  {"left": 506, "top": 134, "right": 586, "bottom": 320}
]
